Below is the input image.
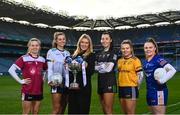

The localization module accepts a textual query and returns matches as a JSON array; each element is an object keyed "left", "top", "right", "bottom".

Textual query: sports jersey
[
  {"left": 143, "top": 54, "right": 168, "bottom": 90},
  {"left": 95, "top": 49, "right": 117, "bottom": 93},
  {"left": 95, "top": 49, "right": 117, "bottom": 76},
  {"left": 118, "top": 56, "right": 142, "bottom": 87},
  {"left": 15, "top": 54, "right": 46, "bottom": 95},
  {"left": 47, "top": 48, "right": 70, "bottom": 84}
]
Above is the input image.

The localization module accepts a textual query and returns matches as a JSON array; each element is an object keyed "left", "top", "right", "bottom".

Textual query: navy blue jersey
[{"left": 143, "top": 55, "right": 168, "bottom": 90}]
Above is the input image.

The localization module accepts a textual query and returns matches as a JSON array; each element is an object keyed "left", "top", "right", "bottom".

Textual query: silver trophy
[{"left": 68, "top": 60, "right": 82, "bottom": 90}]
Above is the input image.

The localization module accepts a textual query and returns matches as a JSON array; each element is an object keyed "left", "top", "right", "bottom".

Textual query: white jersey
[{"left": 47, "top": 48, "right": 70, "bottom": 83}]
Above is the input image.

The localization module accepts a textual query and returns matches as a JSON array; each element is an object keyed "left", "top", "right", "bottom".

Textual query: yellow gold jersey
[{"left": 117, "top": 56, "right": 142, "bottom": 87}]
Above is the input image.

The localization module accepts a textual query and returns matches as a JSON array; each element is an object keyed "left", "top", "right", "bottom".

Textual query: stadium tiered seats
[
  {"left": 0, "top": 58, "right": 14, "bottom": 74},
  {"left": 0, "top": 21, "right": 52, "bottom": 43},
  {"left": 0, "top": 20, "right": 180, "bottom": 73}
]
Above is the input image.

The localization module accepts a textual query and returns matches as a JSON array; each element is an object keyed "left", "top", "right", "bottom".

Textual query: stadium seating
[
  {"left": 0, "top": 20, "right": 180, "bottom": 73},
  {"left": 0, "top": 21, "right": 52, "bottom": 43},
  {"left": 0, "top": 58, "right": 15, "bottom": 75}
]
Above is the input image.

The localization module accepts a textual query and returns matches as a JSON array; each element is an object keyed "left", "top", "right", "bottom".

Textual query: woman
[
  {"left": 46, "top": 32, "right": 70, "bottom": 114},
  {"left": 117, "top": 39, "right": 143, "bottom": 114},
  {"left": 95, "top": 32, "right": 117, "bottom": 114},
  {"left": 143, "top": 38, "right": 176, "bottom": 114},
  {"left": 68, "top": 34, "right": 95, "bottom": 114},
  {"left": 8, "top": 38, "right": 47, "bottom": 114}
]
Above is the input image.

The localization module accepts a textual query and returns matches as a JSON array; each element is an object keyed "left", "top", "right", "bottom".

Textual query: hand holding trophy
[{"left": 65, "top": 56, "right": 83, "bottom": 90}]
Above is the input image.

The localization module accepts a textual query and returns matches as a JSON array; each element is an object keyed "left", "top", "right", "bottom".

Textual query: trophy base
[{"left": 69, "top": 83, "right": 80, "bottom": 90}]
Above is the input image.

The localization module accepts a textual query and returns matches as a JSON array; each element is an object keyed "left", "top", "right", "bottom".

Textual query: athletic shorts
[
  {"left": 22, "top": 93, "right": 43, "bottom": 101},
  {"left": 147, "top": 88, "right": 168, "bottom": 106},
  {"left": 51, "top": 86, "right": 68, "bottom": 94},
  {"left": 118, "top": 87, "right": 139, "bottom": 99},
  {"left": 98, "top": 76, "right": 117, "bottom": 94}
]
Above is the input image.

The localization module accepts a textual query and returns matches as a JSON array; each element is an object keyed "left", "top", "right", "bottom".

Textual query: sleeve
[
  {"left": 47, "top": 50, "right": 54, "bottom": 84},
  {"left": 104, "top": 52, "right": 117, "bottom": 72},
  {"left": 117, "top": 59, "right": 121, "bottom": 71},
  {"left": 159, "top": 63, "right": 176, "bottom": 84},
  {"left": 43, "top": 61, "right": 47, "bottom": 71},
  {"left": 15, "top": 56, "right": 24, "bottom": 70},
  {"left": 8, "top": 57, "right": 25, "bottom": 84},
  {"left": 157, "top": 57, "right": 168, "bottom": 67},
  {"left": 134, "top": 58, "right": 144, "bottom": 87},
  {"left": 86, "top": 53, "right": 95, "bottom": 76},
  {"left": 67, "top": 51, "right": 71, "bottom": 57},
  {"left": 95, "top": 52, "right": 101, "bottom": 71},
  {"left": 98, "top": 62, "right": 114, "bottom": 73},
  {"left": 95, "top": 51, "right": 117, "bottom": 73},
  {"left": 109, "top": 52, "right": 118, "bottom": 64},
  {"left": 134, "top": 58, "right": 143, "bottom": 72},
  {"left": 62, "top": 51, "right": 71, "bottom": 78},
  {"left": 137, "top": 71, "right": 144, "bottom": 87},
  {"left": 42, "top": 59, "right": 48, "bottom": 81},
  {"left": 96, "top": 63, "right": 115, "bottom": 73}
]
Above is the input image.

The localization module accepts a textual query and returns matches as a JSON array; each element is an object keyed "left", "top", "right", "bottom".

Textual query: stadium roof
[
  {"left": 0, "top": 0, "right": 83, "bottom": 27},
  {"left": 0, "top": 0, "right": 180, "bottom": 30},
  {"left": 74, "top": 11, "right": 180, "bottom": 30}
]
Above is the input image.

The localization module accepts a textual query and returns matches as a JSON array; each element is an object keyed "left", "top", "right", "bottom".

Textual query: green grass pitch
[{"left": 0, "top": 72, "right": 179, "bottom": 114}]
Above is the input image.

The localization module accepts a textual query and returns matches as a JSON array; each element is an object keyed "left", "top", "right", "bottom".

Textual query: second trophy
[{"left": 66, "top": 56, "right": 83, "bottom": 90}]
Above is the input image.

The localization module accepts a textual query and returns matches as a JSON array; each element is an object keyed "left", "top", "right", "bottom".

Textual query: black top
[{"left": 95, "top": 49, "right": 118, "bottom": 77}]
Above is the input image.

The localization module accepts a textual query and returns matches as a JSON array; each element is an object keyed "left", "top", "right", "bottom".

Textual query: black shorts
[
  {"left": 118, "top": 87, "right": 139, "bottom": 99},
  {"left": 98, "top": 76, "right": 117, "bottom": 94},
  {"left": 51, "top": 86, "right": 68, "bottom": 94},
  {"left": 22, "top": 93, "right": 43, "bottom": 101}
]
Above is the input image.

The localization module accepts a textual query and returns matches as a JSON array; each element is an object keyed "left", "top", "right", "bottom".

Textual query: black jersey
[
  {"left": 95, "top": 49, "right": 118, "bottom": 93},
  {"left": 95, "top": 49, "right": 118, "bottom": 77}
]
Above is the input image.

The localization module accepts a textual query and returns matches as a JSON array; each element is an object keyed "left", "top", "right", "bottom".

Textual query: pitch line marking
[{"left": 143, "top": 101, "right": 180, "bottom": 114}]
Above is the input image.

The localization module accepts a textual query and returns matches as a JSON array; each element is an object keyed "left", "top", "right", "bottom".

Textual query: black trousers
[{"left": 68, "top": 87, "right": 91, "bottom": 114}]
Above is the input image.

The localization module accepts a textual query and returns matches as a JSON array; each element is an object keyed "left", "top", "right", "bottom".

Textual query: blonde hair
[
  {"left": 27, "top": 38, "right": 41, "bottom": 54},
  {"left": 52, "top": 32, "right": 66, "bottom": 48},
  {"left": 121, "top": 39, "right": 135, "bottom": 57},
  {"left": 146, "top": 37, "right": 159, "bottom": 54},
  {"left": 73, "top": 34, "right": 93, "bottom": 58}
]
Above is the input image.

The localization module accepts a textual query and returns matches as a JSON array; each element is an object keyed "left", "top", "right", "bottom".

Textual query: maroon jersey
[{"left": 15, "top": 54, "right": 47, "bottom": 95}]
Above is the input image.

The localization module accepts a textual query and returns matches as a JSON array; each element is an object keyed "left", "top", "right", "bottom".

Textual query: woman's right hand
[
  {"left": 48, "top": 81, "right": 63, "bottom": 87},
  {"left": 48, "top": 81, "right": 55, "bottom": 86},
  {"left": 22, "top": 78, "right": 31, "bottom": 85}
]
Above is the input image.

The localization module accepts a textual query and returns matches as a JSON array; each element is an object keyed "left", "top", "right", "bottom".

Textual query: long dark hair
[{"left": 102, "top": 31, "right": 113, "bottom": 51}]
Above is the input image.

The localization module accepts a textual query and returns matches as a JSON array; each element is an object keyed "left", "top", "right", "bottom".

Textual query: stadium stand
[
  {"left": 1, "top": 20, "right": 180, "bottom": 74},
  {"left": 0, "top": 0, "right": 180, "bottom": 74},
  {"left": 0, "top": 57, "right": 15, "bottom": 75},
  {"left": 0, "top": 21, "right": 53, "bottom": 43}
]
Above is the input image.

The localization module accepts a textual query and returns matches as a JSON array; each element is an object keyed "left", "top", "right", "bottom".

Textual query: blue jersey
[{"left": 143, "top": 55, "right": 168, "bottom": 90}]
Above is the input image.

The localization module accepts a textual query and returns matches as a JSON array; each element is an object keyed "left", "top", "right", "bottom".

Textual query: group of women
[{"left": 8, "top": 31, "right": 176, "bottom": 114}]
